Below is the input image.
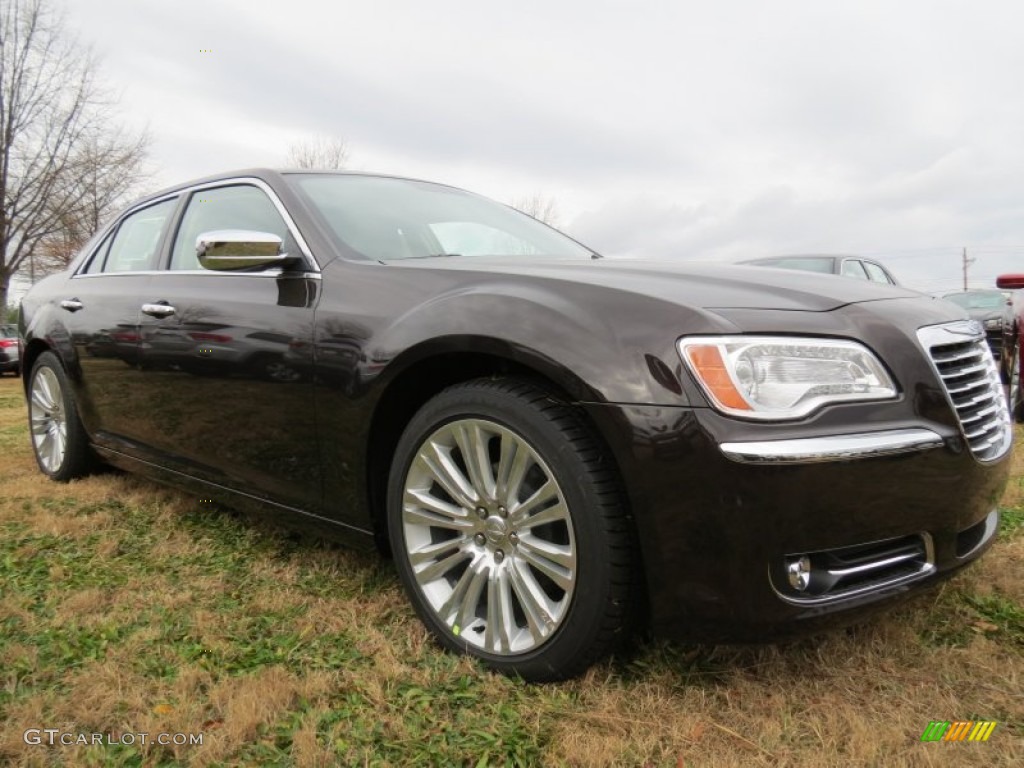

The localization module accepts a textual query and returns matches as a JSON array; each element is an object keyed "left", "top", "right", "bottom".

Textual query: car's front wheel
[
  {"left": 28, "top": 351, "right": 95, "bottom": 481},
  {"left": 387, "top": 378, "right": 635, "bottom": 681}
]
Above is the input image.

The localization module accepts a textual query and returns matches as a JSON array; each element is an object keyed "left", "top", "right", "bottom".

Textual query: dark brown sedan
[{"left": 19, "top": 170, "right": 1011, "bottom": 681}]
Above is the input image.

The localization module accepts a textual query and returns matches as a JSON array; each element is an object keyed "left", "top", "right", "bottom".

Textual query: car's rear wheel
[
  {"left": 387, "top": 378, "right": 635, "bottom": 681},
  {"left": 28, "top": 351, "right": 95, "bottom": 481}
]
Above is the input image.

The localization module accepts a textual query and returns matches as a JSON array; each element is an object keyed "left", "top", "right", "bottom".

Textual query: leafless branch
[
  {"left": 285, "top": 135, "right": 350, "bottom": 170},
  {"left": 1, "top": 0, "right": 151, "bottom": 304},
  {"left": 509, "top": 192, "right": 560, "bottom": 227}
]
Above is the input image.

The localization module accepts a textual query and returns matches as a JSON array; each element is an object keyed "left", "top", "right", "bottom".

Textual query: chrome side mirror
[{"left": 196, "top": 230, "right": 295, "bottom": 271}]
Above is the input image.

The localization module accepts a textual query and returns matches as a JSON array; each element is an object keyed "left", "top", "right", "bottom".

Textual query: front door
[{"left": 134, "top": 182, "right": 322, "bottom": 510}]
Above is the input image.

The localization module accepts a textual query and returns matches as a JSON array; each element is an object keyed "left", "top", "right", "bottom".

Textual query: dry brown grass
[{"left": 0, "top": 375, "right": 1022, "bottom": 766}]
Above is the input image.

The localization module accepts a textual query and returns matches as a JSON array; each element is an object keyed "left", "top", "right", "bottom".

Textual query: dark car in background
[
  {"left": 0, "top": 324, "right": 20, "bottom": 375},
  {"left": 941, "top": 290, "right": 1012, "bottom": 365},
  {"left": 995, "top": 274, "right": 1024, "bottom": 420},
  {"left": 740, "top": 254, "right": 900, "bottom": 285},
  {"left": 19, "top": 170, "right": 1011, "bottom": 681}
]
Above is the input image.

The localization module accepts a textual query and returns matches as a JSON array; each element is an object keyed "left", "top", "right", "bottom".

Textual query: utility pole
[{"left": 962, "top": 247, "right": 975, "bottom": 291}]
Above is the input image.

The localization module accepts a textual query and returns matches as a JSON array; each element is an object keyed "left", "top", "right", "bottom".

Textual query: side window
[
  {"left": 170, "top": 185, "right": 292, "bottom": 270},
  {"left": 103, "top": 199, "right": 177, "bottom": 273},
  {"left": 82, "top": 232, "right": 114, "bottom": 274},
  {"left": 862, "top": 261, "right": 893, "bottom": 284},
  {"left": 840, "top": 259, "right": 869, "bottom": 280}
]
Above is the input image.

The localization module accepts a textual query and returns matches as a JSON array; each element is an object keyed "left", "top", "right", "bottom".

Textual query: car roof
[{"left": 134, "top": 168, "right": 463, "bottom": 208}]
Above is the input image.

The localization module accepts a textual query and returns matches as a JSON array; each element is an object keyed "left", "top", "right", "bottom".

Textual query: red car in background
[
  {"left": 996, "top": 274, "right": 1024, "bottom": 420},
  {"left": 0, "top": 324, "right": 20, "bottom": 375}
]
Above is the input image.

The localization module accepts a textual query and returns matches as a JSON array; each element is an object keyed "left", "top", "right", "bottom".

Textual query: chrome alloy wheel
[
  {"left": 401, "top": 418, "right": 577, "bottom": 655},
  {"left": 30, "top": 366, "right": 68, "bottom": 473}
]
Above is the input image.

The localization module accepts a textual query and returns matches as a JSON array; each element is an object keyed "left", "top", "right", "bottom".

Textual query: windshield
[
  {"left": 752, "top": 257, "right": 835, "bottom": 274},
  {"left": 944, "top": 291, "right": 1007, "bottom": 310},
  {"left": 288, "top": 174, "right": 594, "bottom": 262}
]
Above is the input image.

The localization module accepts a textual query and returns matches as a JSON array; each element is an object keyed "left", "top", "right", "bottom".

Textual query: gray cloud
[{"left": 64, "top": 0, "right": 1024, "bottom": 293}]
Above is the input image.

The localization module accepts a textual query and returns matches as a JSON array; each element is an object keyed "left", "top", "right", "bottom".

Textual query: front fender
[{"left": 362, "top": 278, "right": 730, "bottom": 405}]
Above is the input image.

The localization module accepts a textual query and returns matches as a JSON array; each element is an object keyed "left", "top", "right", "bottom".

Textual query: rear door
[
  {"left": 133, "top": 180, "right": 322, "bottom": 510},
  {"left": 59, "top": 196, "right": 178, "bottom": 449}
]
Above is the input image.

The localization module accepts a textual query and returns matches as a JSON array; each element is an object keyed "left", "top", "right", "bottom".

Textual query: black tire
[
  {"left": 387, "top": 377, "right": 636, "bottom": 682},
  {"left": 28, "top": 351, "right": 96, "bottom": 481}
]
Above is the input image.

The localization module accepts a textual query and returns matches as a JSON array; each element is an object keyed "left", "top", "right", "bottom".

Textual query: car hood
[{"left": 394, "top": 257, "right": 924, "bottom": 312}]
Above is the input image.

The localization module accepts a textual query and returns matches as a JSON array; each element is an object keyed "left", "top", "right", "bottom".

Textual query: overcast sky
[{"left": 63, "top": 0, "right": 1024, "bottom": 294}]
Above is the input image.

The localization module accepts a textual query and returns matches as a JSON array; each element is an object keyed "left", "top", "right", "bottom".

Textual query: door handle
[
  {"left": 60, "top": 298, "right": 83, "bottom": 312},
  {"left": 141, "top": 302, "right": 177, "bottom": 318}
]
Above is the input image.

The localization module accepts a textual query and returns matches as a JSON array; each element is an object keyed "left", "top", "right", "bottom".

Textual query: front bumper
[{"left": 584, "top": 401, "right": 1010, "bottom": 641}]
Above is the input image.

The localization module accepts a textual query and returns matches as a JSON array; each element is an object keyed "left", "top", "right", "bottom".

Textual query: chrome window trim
[
  {"left": 73, "top": 192, "right": 182, "bottom": 275},
  {"left": 169, "top": 177, "right": 319, "bottom": 271},
  {"left": 72, "top": 177, "right": 319, "bottom": 278},
  {"left": 719, "top": 428, "right": 944, "bottom": 464},
  {"left": 71, "top": 269, "right": 322, "bottom": 280},
  {"left": 72, "top": 191, "right": 182, "bottom": 278}
]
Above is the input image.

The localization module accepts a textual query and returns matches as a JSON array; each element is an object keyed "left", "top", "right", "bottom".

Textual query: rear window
[{"left": 85, "top": 198, "right": 177, "bottom": 274}]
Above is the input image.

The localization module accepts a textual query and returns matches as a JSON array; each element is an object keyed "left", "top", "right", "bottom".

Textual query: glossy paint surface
[{"left": 19, "top": 169, "right": 1011, "bottom": 640}]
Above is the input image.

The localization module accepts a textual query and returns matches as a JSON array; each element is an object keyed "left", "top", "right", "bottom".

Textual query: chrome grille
[{"left": 917, "top": 321, "right": 1012, "bottom": 461}]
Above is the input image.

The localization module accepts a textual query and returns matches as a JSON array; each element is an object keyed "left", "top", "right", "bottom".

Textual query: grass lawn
[{"left": 0, "top": 374, "right": 1022, "bottom": 766}]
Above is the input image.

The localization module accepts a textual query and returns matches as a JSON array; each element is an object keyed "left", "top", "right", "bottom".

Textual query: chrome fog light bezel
[{"left": 786, "top": 555, "right": 813, "bottom": 592}]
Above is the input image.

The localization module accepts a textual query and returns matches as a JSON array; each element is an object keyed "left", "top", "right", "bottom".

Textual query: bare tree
[
  {"left": 285, "top": 136, "right": 350, "bottom": 170},
  {"left": 0, "top": 0, "right": 149, "bottom": 307},
  {"left": 509, "top": 193, "right": 559, "bottom": 227},
  {"left": 33, "top": 130, "right": 149, "bottom": 276}
]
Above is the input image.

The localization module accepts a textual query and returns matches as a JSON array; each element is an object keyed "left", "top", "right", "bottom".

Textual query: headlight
[
  {"left": 678, "top": 336, "right": 897, "bottom": 420},
  {"left": 984, "top": 318, "right": 1002, "bottom": 329}
]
